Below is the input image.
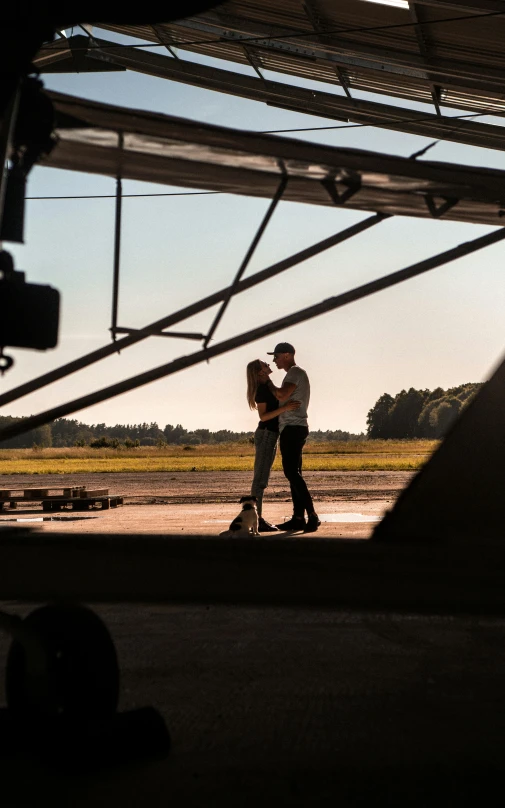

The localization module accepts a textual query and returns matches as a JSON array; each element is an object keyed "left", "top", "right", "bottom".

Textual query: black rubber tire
[{"left": 5, "top": 604, "right": 119, "bottom": 719}]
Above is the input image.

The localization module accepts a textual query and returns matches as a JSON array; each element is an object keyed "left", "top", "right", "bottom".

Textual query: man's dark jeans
[{"left": 279, "top": 425, "right": 314, "bottom": 518}]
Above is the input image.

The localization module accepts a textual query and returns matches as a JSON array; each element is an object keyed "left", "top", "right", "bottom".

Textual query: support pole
[
  {"left": 1, "top": 224, "right": 504, "bottom": 444},
  {"left": 0, "top": 84, "right": 21, "bottom": 234},
  {"left": 110, "top": 134, "right": 123, "bottom": 342},
  {"left": 0, "top": 213, "right": 385, "bottom": 409}
]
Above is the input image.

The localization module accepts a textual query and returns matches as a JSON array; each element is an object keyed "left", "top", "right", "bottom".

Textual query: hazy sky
[{"left": 4, "top": 22, "right": 505, "bottom": 434}]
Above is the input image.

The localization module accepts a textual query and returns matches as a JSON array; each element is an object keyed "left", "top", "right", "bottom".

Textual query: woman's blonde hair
[{"left": 246, "top": 359, "right": 263, "bottom": 410}]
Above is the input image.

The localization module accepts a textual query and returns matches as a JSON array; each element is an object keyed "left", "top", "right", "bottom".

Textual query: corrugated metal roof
[
  {"left": 35, "top": 36, "right": 505, "bottom": 153},
  {"left": 93, "top": 0, "right": 505, "bottom": 115}
]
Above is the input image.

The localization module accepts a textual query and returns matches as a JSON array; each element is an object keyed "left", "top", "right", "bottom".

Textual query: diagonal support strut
[
  {"left": 1, "top": 224, "right": 504, "bottom": 445},
  {"left": 0, "top": 213, "right": 387, "bottom": 410},
  {"left": 203, "top": 173, "right": 288, "bottom": 348}
]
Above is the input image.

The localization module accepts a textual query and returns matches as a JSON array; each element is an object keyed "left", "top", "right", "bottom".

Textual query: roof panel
[
  {"left": 35, "top": 38, "right": 505, "bottom": 152},
  {"left": 42, "top": 91, "right": 505, "bottom": 228},
  {"left": 92, "top": 0, "right": 505, "bottom": 117}
]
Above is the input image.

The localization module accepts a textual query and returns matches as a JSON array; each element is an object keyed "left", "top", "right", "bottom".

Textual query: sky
[{"left": 4, "top": 12, "right": 505, "bottom": 435}]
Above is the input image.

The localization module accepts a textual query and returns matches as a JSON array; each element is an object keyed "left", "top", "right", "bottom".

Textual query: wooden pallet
[
  {"left": 42, "top": 495, "right": 124, "bottom": 512},
  {"left": 0, "top": 486, "right": 86, "bottom": 511}
]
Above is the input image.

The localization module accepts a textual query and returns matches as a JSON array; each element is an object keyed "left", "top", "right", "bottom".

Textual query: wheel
[{"left": 6, "top": 604, "right": 119, "bottom": 719}]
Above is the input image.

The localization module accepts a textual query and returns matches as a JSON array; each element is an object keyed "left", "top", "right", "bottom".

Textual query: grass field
[{"left": 0, "top": 440, "right": 438, "bottom": 475}]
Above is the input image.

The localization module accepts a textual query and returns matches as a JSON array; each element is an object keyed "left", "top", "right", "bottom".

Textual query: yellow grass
[{"left": 0, "top": 441, "right": 438, "bottom": 474}]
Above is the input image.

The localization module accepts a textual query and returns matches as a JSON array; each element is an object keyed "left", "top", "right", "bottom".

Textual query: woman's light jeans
[{"left": 251, "top": 427, "right": 278, "bottom": 517}]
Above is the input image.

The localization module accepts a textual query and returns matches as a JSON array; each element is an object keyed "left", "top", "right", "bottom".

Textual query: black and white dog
[{"left": 219, "top": 496, "right": 260, "bottom": 536}]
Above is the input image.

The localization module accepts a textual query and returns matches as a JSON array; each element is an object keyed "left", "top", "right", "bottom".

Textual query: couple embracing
[{"left": 246, "top": 342, "right": 320, "bottom": 534}]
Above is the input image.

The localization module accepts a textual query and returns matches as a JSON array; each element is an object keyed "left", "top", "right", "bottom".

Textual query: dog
[{"left": 219, "top": 496, "right": 260, "bottom": 537}]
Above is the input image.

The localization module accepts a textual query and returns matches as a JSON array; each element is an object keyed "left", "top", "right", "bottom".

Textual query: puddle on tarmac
[{"left": 0, "top": 516, "right": 100, "bottom": 523}]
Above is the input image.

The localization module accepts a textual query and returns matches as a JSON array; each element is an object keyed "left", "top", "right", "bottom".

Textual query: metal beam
[
  {"left": 32, "top": 35, "right": 126, "bottom": 73},
  {"left": 0, "top": 85, "right": 21, "bottom": 233},
  {"left": 414, "top": 0, "right": 505, "bottom": 12},
  {"left": 82, "top": 43, "right": 505, "bottom": 151},
  {"left": 39, "top": 21, "right": 505, "bottom": 99},
  {"left": 161, "top": 14, "right": 505, "bottom": 96},
  {"left": 110, "top": 138, "right": 123, "bottom": 342},
  {"left": 151, "top": 24, "right": 179, "bottom": 59},
  {"left": 114, "top": 328, "right": 205, "bottom": 340},
  {"left": 2, "top": 224, "right": 504, "bottom": 444},
  {"left": 409, "top": 1, "right": 443, "bottom": 115},
  {"left": 303, "top": 0, "right": 353, "bottom": 100},
  {"left": 242, "top": 46, "right": 265, "bottom": 81},
  {"left": 336, "top": 67, "right": 353, "bottom": 101},
  {"left": 0, "top": 215, "right": 385, "bottom": 409},
  {"left": 204, "top": 174, "right": 287, "bottom": 348}
]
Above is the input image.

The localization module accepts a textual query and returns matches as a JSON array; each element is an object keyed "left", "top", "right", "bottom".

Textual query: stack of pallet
[{"left": 0, "top": 486, "right": 123, "bottom": 512}]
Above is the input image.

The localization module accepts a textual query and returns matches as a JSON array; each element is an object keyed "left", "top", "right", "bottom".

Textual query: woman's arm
[
  {"left": 266, "top": 379, "right": 296, "bottom": 402},
  {"left": 257, "top": 368, "right": 296, "bottom": 402},
  {"left": 257, "top": 400, "right": 300, "bottom": 422}
]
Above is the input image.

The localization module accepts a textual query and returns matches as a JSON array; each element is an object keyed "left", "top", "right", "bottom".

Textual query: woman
[{"left": 246, "top": 359, "right": 300, "bottom": 532}]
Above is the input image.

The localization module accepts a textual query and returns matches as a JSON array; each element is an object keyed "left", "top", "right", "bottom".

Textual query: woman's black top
[{"left": 255, "top": 383, "right": 279, "bottom": 433}]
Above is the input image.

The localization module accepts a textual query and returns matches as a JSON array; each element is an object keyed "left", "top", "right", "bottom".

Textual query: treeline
[
  {"left": 366, "top": 383, "right": 481, "bottom": 439},
  {"left": 0, "top": 416, "right": 363, "bottom": 449},
  {"left": 308, "top": 429, "right": 364, "bottom": 442}
]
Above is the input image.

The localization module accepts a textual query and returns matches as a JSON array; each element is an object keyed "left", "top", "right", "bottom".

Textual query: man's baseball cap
[{"left": 267, "top": 342, "right": 295, "bottom": 355}]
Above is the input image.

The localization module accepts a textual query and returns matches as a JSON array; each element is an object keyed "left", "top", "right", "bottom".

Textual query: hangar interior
[{"left": 1, "top": 2, "right": 505, "bottom": 804}]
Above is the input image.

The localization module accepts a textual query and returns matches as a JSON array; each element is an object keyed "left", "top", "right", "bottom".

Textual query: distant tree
[
  {"left": 367, "top": 382, "right": 482, "bottom": 440},
  {"left": 387, "top": 388, "right": 428, "bottom": 439},
  {"left": 417, "top": 384, "right": 481, "bottom": 437},
  {"left": 417, "top": 399, "right": 440, "bottom": 438},
  {"left": 309, "top": 429, "right": 365, "bottom": 442},
  {"left": 52, "top": 418, "right": 81, "bottom": 447},
  {"left": 428, "top": 397, "right": 462, "bottom": 437},
  {"left": 164, "top": 424, "right": 187, "bottom": 444},
  {"left": 74, "top": 428, "right": 94, "bottom": 446},
  {"left": 213, "top": 429, "right": 238, "bottom": 443},
  {"left": 184, "top": 433, "right": 201, "bottom": 445},
  {"left": 90, "top": 436, "right": 119, "bottom": 449},
  {"left": 366, "top": 393, "right": 394, "bottom": 438},
  {"left": 193, "top": 428, "right": 211, "bottom": 444},
  {"left": 426, "top": 387, "right": 444, "bottom": 403},
  {"left": 450, "top": 383, "right": 481, "bottom": 404},
  {"left": 0, "top": 416, "right": 52, "bottom": 448},
  {"left": 34, "top": 424, "right": 52, "bottom": 448},
  {"left": 92, "top": 423, "right": 108, "bottom": 437}
]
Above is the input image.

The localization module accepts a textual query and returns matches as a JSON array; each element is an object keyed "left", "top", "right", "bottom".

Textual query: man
[{"left": 264, "top": 342, "right": 320, "bottom": 533}]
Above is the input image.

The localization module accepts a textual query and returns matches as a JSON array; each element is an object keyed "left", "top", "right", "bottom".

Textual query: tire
[{"left": 6, "top": 604, "right": 119, "bottom": 719}]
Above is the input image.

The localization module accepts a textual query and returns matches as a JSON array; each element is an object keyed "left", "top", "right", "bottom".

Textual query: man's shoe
[
  {"left": 276, "top": 515, "right": 306, "bottom": 531},
  {"left": 304, "top": 514, "right": 321, "bottom": 533},
  {"left": 258, "top": 518, "right": 280, "bottom": 533}
]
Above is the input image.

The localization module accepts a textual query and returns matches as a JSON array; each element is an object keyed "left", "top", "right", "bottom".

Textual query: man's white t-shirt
[{"left": 278, "top": 365, "right": 310, "bottom": 431}]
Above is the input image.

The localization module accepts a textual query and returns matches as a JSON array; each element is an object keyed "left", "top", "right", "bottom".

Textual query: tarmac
[
  {"left": 0, "top": 471, "right": 502, "bottom": 805},
  {"left": 0, "top": 601, "right": 503, "bottom": 806}
]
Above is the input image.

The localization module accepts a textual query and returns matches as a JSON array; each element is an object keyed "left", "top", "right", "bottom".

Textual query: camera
[{"left": 0, "top": 251, "right": 59, "bottom": 352}]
